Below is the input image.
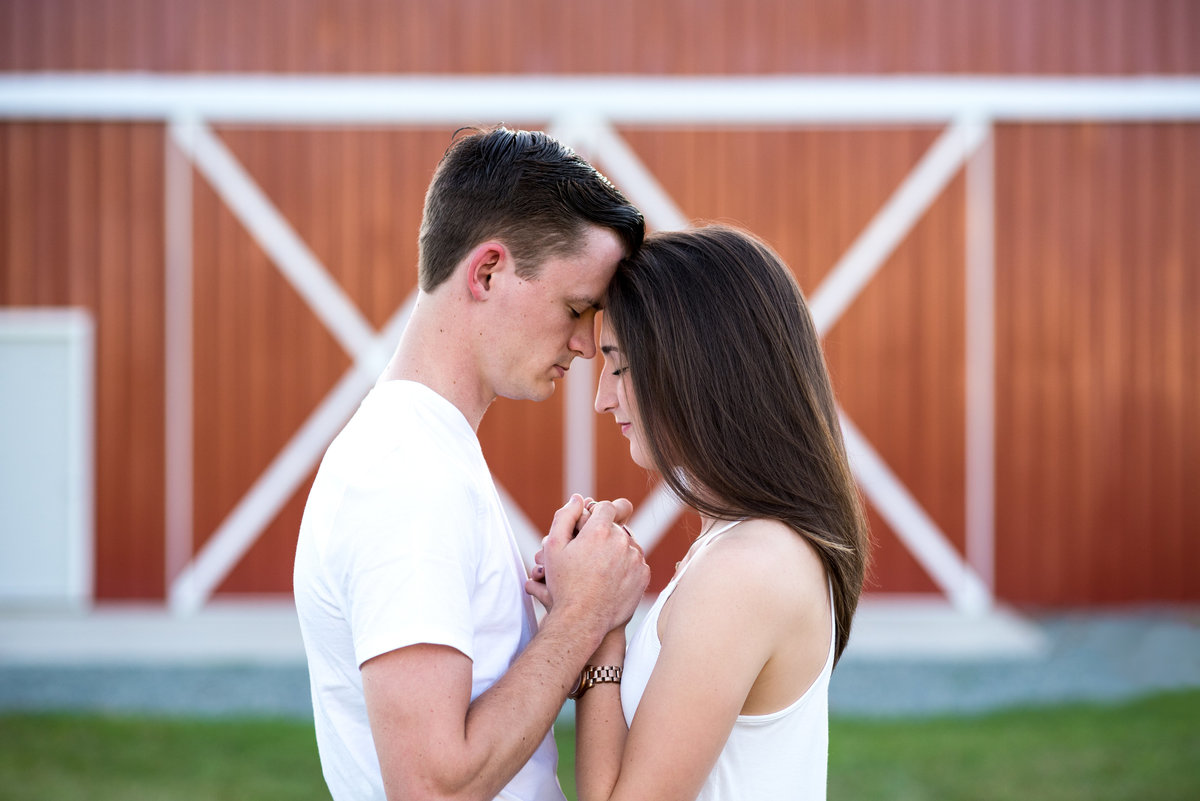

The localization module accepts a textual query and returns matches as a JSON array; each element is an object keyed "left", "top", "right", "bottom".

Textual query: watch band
[{"left": 568, "top": 664, "right": 622, "bottom": 700}]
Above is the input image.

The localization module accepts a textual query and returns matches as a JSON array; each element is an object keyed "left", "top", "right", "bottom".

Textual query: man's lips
[{"left": 553, "top": 364, "right": 569, "bottom": 377}]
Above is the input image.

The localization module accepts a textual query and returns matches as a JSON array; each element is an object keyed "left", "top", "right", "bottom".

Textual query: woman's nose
[{"left": 594, "top": 373, "right": 616, "bottom": 414}]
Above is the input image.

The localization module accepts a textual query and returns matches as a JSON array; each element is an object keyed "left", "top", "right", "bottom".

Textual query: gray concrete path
[
  {"left": 831, "top": 607, "right": 1200, "bottom": 716},
  {"left": 1, "top": 603, "right": 1196, "bottom": 719}
]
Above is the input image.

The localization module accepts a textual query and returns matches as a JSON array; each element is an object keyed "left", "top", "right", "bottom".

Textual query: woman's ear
[{"left": 466, "top": 241, "right": 506, "bottom": 301}]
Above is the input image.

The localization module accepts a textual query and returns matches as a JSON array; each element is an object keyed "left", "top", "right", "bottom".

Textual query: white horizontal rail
[{"left": 2, "top": 75, "right": 1199, "bottom": 123}]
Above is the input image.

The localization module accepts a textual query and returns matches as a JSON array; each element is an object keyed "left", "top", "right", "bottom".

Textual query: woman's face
[{"left": 594, "top": 316, "right": 650, "bottom": 469}]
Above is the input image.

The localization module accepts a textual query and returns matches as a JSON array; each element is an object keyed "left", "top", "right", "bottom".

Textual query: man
[{"left": 294, "top": 126, "right": 650, "bottom": 801}]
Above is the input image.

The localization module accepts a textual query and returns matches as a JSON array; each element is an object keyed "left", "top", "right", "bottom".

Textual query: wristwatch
[{"left": 568, "top": 665, "right": 622, "bottom": 700}]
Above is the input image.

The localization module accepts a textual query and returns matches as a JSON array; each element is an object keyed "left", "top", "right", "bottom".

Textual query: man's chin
[{"left": 501, "top": 381, "right": 557, "bottom": 403}]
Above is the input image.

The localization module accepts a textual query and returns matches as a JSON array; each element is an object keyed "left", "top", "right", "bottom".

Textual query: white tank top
[{"left": 621, "top": 520, "right": 835, "bottom": 801}]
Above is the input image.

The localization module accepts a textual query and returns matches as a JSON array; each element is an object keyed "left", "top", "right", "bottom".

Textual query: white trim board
[{"left": 1, "top": 75, "right": 1199, "bottom": 123}]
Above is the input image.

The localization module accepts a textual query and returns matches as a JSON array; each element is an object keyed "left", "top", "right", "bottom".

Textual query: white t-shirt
[
  {"left": 294, "top": 380, "right": 563, "bottom": 801},
  {"left": 621, "top": 520, "right": 836, "bottom": 801}
]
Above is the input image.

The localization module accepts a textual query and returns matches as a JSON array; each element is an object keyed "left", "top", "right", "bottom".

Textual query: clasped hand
[{"left": 525, "top": 494, "right": 648, "bottom": 633}]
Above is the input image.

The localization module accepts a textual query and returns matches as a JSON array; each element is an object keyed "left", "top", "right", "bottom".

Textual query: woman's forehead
[{"left": 597, "top": 315, "right": 619, "bottom": 350}]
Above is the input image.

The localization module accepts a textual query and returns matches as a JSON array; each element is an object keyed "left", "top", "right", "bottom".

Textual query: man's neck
[{"left": 378, "top": 294, "right": 493, "bottom": 431}]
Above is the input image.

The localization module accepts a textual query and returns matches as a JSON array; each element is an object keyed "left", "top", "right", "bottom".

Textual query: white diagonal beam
[
  {"left": 625, "top": 482, "right": 686, "bottom": 554},
  {"left": 809, "top": 116, "right": 989, "bottom": 336},
  {"left": 497, "top": 483, "right": 545, "bottom": 570},
  {"left": 552, "top": 115, "right": 690, "bottom": 232},
  {"left": 800, "top": 117, "right": 994, "bottom": 614},
  {"left": 169, "top": 118, "right": 377, "bottom": 358},
  {"left": 169, "top": 296, "right": 414, "bottom": 614},
  {"left": 169, "top": 358, "right": 375, "bottom": 613},
  {"left": 840, "top": 411, "right": 991, "bottom": 613}
]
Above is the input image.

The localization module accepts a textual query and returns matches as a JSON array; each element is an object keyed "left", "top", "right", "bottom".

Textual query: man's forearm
[{"left": 452, "top": 608, "right": 610, "bottom": 800}]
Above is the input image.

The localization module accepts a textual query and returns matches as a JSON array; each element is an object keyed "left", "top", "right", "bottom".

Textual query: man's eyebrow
[{"left": 567, "top": 295, "right": 603, "bottom": 310}]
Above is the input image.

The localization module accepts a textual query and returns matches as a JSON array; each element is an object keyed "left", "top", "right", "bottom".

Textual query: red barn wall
[{"left": 1, "top": 0, "right": 1196, "bottom": 605}]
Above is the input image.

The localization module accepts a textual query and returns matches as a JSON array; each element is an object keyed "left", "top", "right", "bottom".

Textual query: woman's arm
[
  {"left": 575, "top": 536, "right": 769, "bottom": 801},
  {"left": 573, "top": 629, "right": 630, "bottom": 798}
]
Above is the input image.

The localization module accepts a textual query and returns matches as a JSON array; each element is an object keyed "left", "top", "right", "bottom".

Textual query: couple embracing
[{"left": 294, "top": 126, "right": 868, "bottom": 801}]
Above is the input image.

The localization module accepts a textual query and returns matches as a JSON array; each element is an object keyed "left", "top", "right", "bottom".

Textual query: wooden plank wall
[
  {"left": 2, "top": 0, "right": 1197, "bottom": 74},
  {"left": 0, "top": 0, "right": 1196, "bottom": 605},
  {"left": 0, "top": 122, "right": 166, "bottom": 598}
]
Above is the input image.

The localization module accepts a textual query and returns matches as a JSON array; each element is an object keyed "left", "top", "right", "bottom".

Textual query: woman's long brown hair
[{"left": 605, "top": 224, "right": 869, "bottom": 664}]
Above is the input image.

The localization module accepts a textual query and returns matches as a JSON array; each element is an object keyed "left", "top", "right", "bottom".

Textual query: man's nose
[{"left": 570, "top": 319, "right": 597, "bottom": 359}]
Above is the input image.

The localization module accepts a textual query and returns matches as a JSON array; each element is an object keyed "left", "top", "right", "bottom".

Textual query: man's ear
[{"left": 465, "top": 241, "right": 507, "bottom": 301}]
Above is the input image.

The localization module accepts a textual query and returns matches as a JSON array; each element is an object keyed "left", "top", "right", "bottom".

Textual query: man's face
[{"left": 486, "top": 225, "right": 625, "bottom": 403}]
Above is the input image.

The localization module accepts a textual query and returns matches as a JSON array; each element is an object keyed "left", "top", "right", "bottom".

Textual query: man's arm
[{"left": 361, "top": 497, "right": 648, "bottom": 801}]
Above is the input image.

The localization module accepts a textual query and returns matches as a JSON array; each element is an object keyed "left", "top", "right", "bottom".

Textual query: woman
[{"left": 555, "top": 225, "right": 868, "bottom": 800}]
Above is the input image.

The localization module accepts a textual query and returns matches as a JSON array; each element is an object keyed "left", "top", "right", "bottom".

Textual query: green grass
[
  {"left": 0, "top": 715, "right": 328, "bottom": 801},
  {"left": 1, "top": 690, "right": 1196, "bottom": 800},
  {"left": 825, "top": 690, "right": 1200, "bottom": 801}
]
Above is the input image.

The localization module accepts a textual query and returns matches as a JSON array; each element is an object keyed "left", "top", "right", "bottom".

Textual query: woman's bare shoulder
[
  {"left": 679, "top": 518, "right": 827, "bottom": 611},
  {"left": 718, "top": 517, "right": 823, "bottom": 571}
]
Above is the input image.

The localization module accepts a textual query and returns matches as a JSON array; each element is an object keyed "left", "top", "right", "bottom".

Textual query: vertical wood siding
[
  {"left": 995, "top": 123, "right": 1200, "bottom": 603},
  {"left": 1, "top": 0, "right": 1196, "bottom": 604},
  {"left": 1, "top": 123, "right": 166, "bottom": 599},
  {"left": 2, "top": 0, "right": 1198, "bottom": 74}
]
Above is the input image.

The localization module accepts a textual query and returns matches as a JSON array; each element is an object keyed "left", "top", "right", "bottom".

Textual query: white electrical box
[{"left": 0, "top": 308, "right": 93, "bottom": 608}]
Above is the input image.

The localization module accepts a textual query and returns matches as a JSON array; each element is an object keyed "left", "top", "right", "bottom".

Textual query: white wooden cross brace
[
  {"left": 165, "top": 113, "right": 994, "bottom": 615},
  {"left": 567, "top": 117, "right": 997, "bottom": 613},
  {"left": 167, "top": 119, "right": 418, "bottom": 613}
]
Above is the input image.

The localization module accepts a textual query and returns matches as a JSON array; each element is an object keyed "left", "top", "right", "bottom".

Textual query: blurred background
[{"left": 0, "top": 1, "right": 1197, "bottom": 798}]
